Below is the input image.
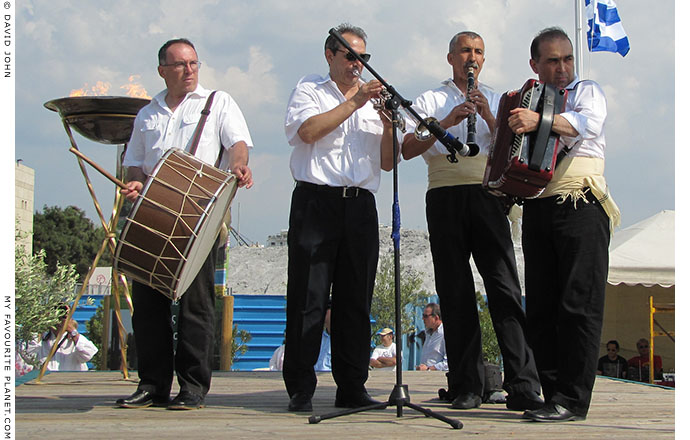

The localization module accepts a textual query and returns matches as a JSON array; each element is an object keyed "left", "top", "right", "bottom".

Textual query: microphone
[{"left": 425, "top": 119, "right": 480, "bottom": 157}]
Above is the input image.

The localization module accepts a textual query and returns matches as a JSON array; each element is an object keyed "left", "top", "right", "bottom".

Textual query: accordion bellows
[{"left": 483, "top": 79, "right": 567, "bottom": 199}]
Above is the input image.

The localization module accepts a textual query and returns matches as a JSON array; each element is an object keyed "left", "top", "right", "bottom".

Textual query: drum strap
[{"left": 188, "top": 90, "right": 218, "bottom": 157}]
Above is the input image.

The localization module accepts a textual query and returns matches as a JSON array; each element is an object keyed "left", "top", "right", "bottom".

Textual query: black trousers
[
  {"left": 522, "top": 192, "right": 610, "bottom": 417},
  {"left": 282, "top": 184, "right": 379, "bottom": 398},
  {"left": 426, "top": 185, "right": 540, "bottom": 397},
  {"left": 131, "top": 246, "right": 217, "bottom": 398}
]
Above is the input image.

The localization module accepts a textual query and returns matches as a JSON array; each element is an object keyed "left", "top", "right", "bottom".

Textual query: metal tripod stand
[{"left": 307, "top": 29, "right": 462, "bottom": 430}]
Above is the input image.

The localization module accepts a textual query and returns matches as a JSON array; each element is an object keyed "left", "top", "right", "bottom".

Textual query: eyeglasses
[
  {"left": 638, "top": 345, "right": 649, "bottom": 349},
  {"left": 160, "top": 61, "right": 202, "bottom": 71},
  {"left": 422, "top": 313, "right": 435, "bottom": 318},
  {"left": 335, "top": 49, "right": 371, "bottom": 63}
]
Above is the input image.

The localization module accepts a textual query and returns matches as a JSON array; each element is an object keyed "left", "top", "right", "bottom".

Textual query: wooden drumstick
[{"left": 69, "top": 147, "right": 128, "bottom": 189}]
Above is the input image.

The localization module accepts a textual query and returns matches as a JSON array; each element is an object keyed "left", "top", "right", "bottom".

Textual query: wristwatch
[{"left": 70, "top": 330, "right": 78, "bottom": 338}]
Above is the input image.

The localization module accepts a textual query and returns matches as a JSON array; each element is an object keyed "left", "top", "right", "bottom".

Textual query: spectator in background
[
  {"left": 416, "top": 303, "right": 448, "bottom": 371},
  {"left": 26, "top": 306, "right": 98, "bottom": 372},
  {"left": 370, "top": 328, "right": 397, "bottom": 371},
  {"left": 596, "top": 340, "right": 627, "bottom": 379},
  {"left": 270, "top": 305, "right": 332, "bottom": 372},
  {"left": 313, "top": 305, "right": 332, "bottom": 372},
  {"left": 627, "top": 338, "right": 663, "bottom": 383},
  {"left": 269, "top": 341, "right": 286, "bottom": 372}
]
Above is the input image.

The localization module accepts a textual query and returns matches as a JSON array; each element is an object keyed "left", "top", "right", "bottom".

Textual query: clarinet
[{"left": 466, "top": 64, "right": 478, "bottom": 149}]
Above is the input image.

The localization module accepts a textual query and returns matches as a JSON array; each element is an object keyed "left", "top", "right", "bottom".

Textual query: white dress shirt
[
  {"left": 314, "top": 330, "right": 331, "bottom": 372},
  {"left": 420, "top": 323, "right": 448, "bottom": 371},
  {"left": 407, "top": 78, "right": 501, "bottom": 161},
  {"left": 124, "top": 84, "right": 253, "bottom": 174},
  {"left": 558, "top": 75, "right": 608, "bottom": 159},
  {"left": 284, "top": 73, "right": 386, "bottom": 192}
]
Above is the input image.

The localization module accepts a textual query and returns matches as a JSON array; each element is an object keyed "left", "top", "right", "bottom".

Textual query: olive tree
[{"left": 15, "top": 229, "right": 79, "bottom": 366}]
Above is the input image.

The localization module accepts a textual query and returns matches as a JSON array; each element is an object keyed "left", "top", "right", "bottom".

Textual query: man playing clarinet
[{"left": 401, "top": 31, "right": 542, "bottom": 412}]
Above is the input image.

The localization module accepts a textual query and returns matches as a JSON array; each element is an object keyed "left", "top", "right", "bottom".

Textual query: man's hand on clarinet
[
  {"left": 440, "top": 102, "right": 474, "bottom": 129},
  {"left": 468, "top": 89, "right": 492, "bottom": 122}
]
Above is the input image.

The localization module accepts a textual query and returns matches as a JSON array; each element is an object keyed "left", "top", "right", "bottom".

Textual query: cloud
[
  {"left": 13, "top": 0, "right": 676, "bottom": 245},
  {"left": 203, "top": 46, "right": 280, "bottom": 111}
]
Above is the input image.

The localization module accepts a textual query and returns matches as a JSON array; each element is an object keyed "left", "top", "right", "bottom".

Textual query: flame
[
  {"left": 69, "top": 76, "right": 150, "bottom": 99},
  {"left": 69, "top": 81, "right": 111, "bottom": 97},
  {"left": 120, "top": 75, "right": 151, "bottom": 99}
]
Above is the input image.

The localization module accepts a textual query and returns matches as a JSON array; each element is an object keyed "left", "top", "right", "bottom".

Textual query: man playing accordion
[{"left": 508, "top": 27, "right": 621, "bottom": 422}]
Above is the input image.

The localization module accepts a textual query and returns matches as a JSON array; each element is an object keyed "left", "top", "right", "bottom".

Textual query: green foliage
[
  {"left": 231, "top": 325, "right": 252, "bottom": 365},
  {"left": 476, "top": 291, "right": 501, "bottom": 365},
  {"left": 15, "top": 229, "right": 79, "bottom": 365},
  {"left": 32, "top": 205, "right": 105, "bottom": 278},
  {"left": 371, "top": 254, "right": 430, "bottom": 336},
  {"left": 85, "top": 303, "right": 104, "bottom": 369}
]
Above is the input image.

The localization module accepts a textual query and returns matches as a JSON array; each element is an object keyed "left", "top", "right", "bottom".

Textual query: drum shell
[{"left": 114, "top": 149, "right": 237, "bottom": 300}]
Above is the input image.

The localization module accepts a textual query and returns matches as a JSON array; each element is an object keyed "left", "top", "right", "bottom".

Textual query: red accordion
[{"left": 483, "top": 79, "right": 568, "bottom": 199}]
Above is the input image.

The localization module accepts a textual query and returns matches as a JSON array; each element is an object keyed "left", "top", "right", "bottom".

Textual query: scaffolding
[{"left": 648, "top": 295, "right": 675, "bottom": 384}]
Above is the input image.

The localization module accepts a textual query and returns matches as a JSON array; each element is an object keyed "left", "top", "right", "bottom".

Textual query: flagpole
[{"left": 575, "top": 0, "right": 585, "bottom": 78}]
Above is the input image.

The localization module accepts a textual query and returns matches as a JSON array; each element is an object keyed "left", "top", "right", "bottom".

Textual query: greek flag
[{"left": 585, "top": 0, "right": 630, "bottom": 57}]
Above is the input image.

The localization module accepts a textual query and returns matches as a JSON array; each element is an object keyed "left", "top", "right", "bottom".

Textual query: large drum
[{"left": 114, "top": 149, "right": 237, "bottom": 300}]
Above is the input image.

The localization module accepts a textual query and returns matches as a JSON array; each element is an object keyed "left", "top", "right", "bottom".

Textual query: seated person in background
[
  {"left": 596, "top": 340, "right": 627, "bottom": 379},
  {"left": 26, "top": 306, "right": 98, "bottom": 371},
  {"left": 272, "top": 306, "right": 332, "bottom": 372},
  {"left": 370, "top": 328, "right": 397, "bottom": 371},
  {"left": 627, "top": 338, "right": 663, "bottom": 382},
  {"left": 416, "top": 303, "right": 448, "bottom": 371},
  {"left": 313, "top": 305, "right": 332, "bottom": 372},
  {"left": 269, "top": 342, "right": 286, "bottom": 371}
]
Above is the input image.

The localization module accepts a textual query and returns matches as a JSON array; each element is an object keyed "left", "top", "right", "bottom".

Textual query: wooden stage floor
[{"left": 16, "top": 370, "right": 674, "bottom": 439}]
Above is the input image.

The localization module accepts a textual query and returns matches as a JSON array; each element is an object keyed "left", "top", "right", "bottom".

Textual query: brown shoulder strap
[{"left": 188, "top": 91, "right": 217, "bottom": 157}]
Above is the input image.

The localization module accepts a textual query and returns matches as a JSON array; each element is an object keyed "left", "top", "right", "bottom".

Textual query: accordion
[{"left": 482, "top": 79, "right": 568, "bottom": 199}]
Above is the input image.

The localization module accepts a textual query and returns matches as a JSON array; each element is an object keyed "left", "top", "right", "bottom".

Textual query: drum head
[{"left": 174, "top": 176, "right": 237, "bottom": 297}]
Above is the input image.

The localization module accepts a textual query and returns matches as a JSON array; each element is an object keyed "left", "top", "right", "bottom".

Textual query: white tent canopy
[{"left": 607, "top": 210, "right": 675, "bottom": 287}]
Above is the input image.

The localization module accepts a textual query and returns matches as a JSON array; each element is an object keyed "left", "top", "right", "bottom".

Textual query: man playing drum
[{"left": 117, "top": 38, "right": 253, "bottom": 410}]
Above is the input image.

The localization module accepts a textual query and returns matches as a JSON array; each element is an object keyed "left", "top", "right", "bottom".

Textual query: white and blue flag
[{"left": 585, "top": 0, "right": 630, "bottom": 57}]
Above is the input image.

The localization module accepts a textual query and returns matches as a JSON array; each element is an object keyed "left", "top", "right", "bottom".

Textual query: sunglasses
[
  {"left": 335, "top": 49, "right": 371, "bottom": 63},
  {"left": 638, "top": 345, "right": 649, "bottom": 349}
]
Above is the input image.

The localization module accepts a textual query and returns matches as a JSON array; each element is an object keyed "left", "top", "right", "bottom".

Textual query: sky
[
  {"left": 3, "top": 0, "right": 684, "bottom": 427},
  {"left": 10, "top": 0, "right": 675, "bottom": 247}
]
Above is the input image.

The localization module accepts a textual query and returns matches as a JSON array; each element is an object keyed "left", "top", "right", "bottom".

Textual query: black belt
[{"left": 295, "top": 181, "right": 369, "bottom": 198}]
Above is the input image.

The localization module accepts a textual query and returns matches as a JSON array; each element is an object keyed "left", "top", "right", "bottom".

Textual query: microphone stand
[{"left": 307, "top": 28, "right": 462, "bottom": 430}]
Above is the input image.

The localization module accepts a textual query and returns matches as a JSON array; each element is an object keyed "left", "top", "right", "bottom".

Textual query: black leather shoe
[
  {"left": 167, "top": 391, "right": 205, "bottom": 410},
  {"left": 506, "top": 390, "right": 545, "bottom": 411},
  {"left": 334, "top": 390, "right": 385, "bottom": 409},
  {"left": 116, "top": 390, "right": 169, "bottom": 408},
  {"left": 451, "top": 392, "right": 482, "bottom": 409},
  {"left": 288, "top": 392, "right": 313, "bottom": 412},
  {"left": 437, "top": 388, "right": 458, "bottom": 402},
  {"left": 523, "top": 402, "right": 585, "bottom": 422}
]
